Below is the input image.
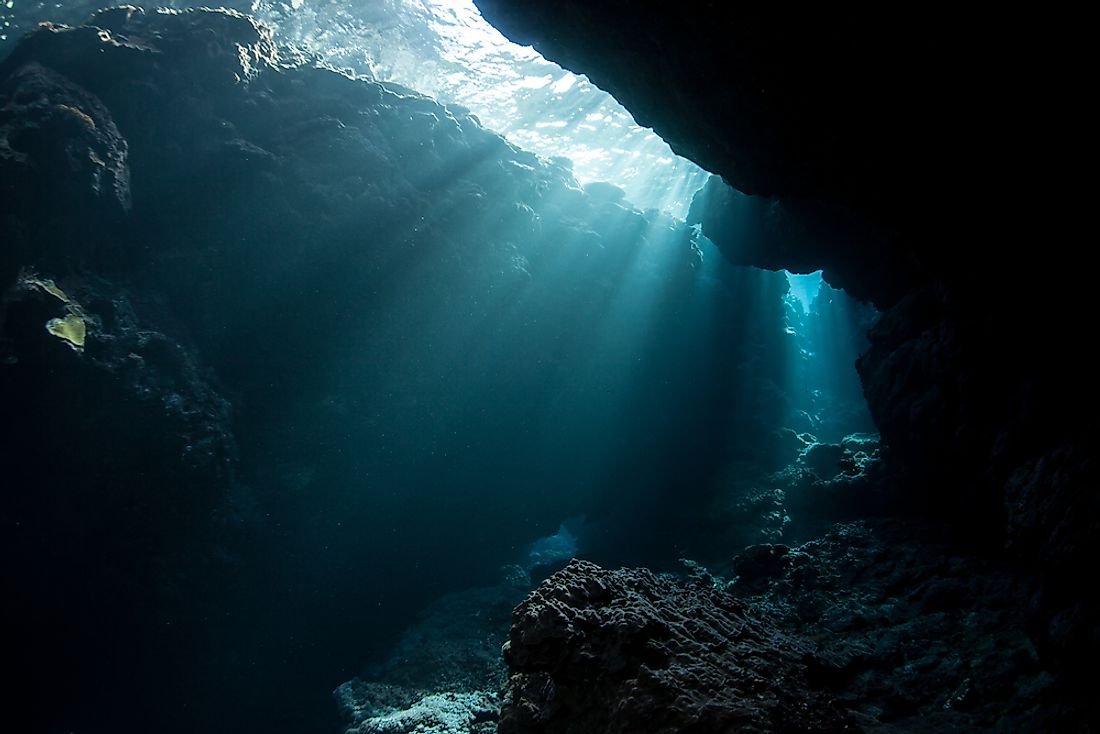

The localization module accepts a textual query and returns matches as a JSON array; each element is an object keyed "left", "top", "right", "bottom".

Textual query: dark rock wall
[
  {"left": 1, "top": 272, "right": 237, "bottom": 729},
  {"left": 472, "top": 3, "right": 1086, "bottom": 306},
  {"left": 473, "top": 3, "right": 967, "bottom": 306},
  {"left": 471, "top": 5, "right": 937, "bottom": 204},
  {"left": 473, "top": 0, "right": 1096, "bottom": 693}
]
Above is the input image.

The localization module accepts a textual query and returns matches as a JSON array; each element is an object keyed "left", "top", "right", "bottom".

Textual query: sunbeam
[
  {"left": 0, "top": 4, "right": 903, "bottom": 734},
  {"left": 248, "top": 0, "right": 710, "bottom": 216}
]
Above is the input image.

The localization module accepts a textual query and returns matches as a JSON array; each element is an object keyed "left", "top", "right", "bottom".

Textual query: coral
[
  {"left": 17, "top": 271, "right": 71, "bottom": 303},
  {"left": 45, "top": 310, "right": 86, "bottom": 350},
  {"left": 345, "top": 691, "right": 498, "bottom": 734},
  {"left": 13, "top": 271, "right": 89, "bottom": 351},
  {"left": 336, "top": 572, "right": 531, "bottom": 734}
]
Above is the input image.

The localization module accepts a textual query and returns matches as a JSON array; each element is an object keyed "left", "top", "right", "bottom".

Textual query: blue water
[
  {"left": 785, "top": 270, "right": 824, "bottom": 311},
  {"left": 0, "top": 4, "right": 876, "bottom": 733}
]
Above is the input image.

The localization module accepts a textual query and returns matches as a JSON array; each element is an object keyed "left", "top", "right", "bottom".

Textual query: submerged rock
[
  {"left": 704, "top": 433, "right": 885, "bottom": 552},
  {"left": 731, "top": 543, "right": 791, "bottom": 587},
  {"left": 359, "top": 579, "right": 527, "bottom": 696},
  {"left": 0, "top": 268, "right": 238, "bottom": 728},
  {"left": 340, "top": 690, "right": 499, "bottom": 734},
  {"left": 336, "top": 572, "right": 530, "bottom": 734},
  {"left": 498, "top": 558, "right": 853, "bottom": 733},
  {"left": 468, "top": 6, "right": 1095, "bottom": 723},
  {"left": 800, "top": 441, "right": 846, "bottom": 480},
  {"left": 497, "top": 521, "right": 1069, "bottom": 732},
  {"left": 738, "top": 520, "right": 1063, "bottom": 732}
]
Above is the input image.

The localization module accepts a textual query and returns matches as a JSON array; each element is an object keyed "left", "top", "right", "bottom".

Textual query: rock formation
[
  {"left": 499, "top": 558, "right": 853, "bottom": 733},
  {"left": 471, "top": 0, "right": 1096, "bottom": 710}
]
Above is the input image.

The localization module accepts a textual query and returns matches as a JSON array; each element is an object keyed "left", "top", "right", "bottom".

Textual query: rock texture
[
  {"left": 339, "top": 691, "right": 499, "bottom": 734},
  {"left": 734, "top": 521, "right": 1080, "bottom": 732},
  {"left": 499, "top": 558, "right": 853, "bottom": 734},
  {"left": 500, "top": 521, "right": 1086, "bottom": 732},
  {"left": 334, "top": 568, "right": 535, "bottom": 734},
  {"left": 473, "top": 3, "right": 1084, "bottom": 304},
  {"left": 0, "top": 60, "right": 131, "bottom": 285},
  {"left": 472, "top": 0, "right": 1096, "bottom": 707},
  {"left": 1, "top": 268, "right": 237, "bottom": 729},
  {"left": 700, "top": 432, "right": 885, "bottom": 556},
  {"left": 472, "top": 3, "right": 943, "bottom": 304}
]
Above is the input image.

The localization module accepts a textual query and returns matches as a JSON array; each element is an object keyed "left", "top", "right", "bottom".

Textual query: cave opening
[
  {"left": 0, "top": 3, "right": 877, "bottom": 732},
  {"left": 3, "top": 2, "right": 1085, "bottom": 734}
]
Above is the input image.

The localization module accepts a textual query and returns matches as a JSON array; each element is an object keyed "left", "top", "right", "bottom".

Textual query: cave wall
[
  {"left": 472, "top": 2, "right": 973, "bottom": 306},
  {"left": 472, "top": 2, "right": 1084, "bottom": 307},
  {"left": 473, "top": 0, "right": 1096, "bottom": 679}
]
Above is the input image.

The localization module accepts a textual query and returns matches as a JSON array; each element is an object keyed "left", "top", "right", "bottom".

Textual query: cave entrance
[
  {"left": 1, "top": 3, "right": 881, "bottom": 732},
  {"left": 229, "top": 0, "right": 880, "bottom": 566},
  {"left": 250, "top": 0, "right": 711, "bottom": 217}
]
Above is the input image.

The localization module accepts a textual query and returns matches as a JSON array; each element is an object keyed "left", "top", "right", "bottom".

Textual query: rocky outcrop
[
  {"left": 500, "top": 521, "right": 1084, "bottom": 732},
  {"left": 856, "top": 282, "right": 1098, "bottom": 695},
  {"left": 333, "top": 569, "right": 534, "bottom": 734},
  {"left": 473, "top": 5, "right": 950, "bottom": 205},
  {"left": 700, "top": 433, "right": 885, "bottom": 555},
  {"left": 0, "top": 269, "right": 237, "bottom": 728},
  {"left": 735, "top": 521, "right": 1082, "bottom": 732},
  {"left": 0, "top": 61, "right": 131, "bottom": 286},
  {"left": 472, "top": 1, "right": 1096, "bottom": 698},
  {"left": 857, "top": 283, "right": 1096, "bottom": 556},
  {"left": 684, "top": 175, "right": 908, "bottom": 306},
  {"left": 471, "top": 3, "right": 1001, "bottom": 306},
  {"left": 472, "top": 3, "right": 1084, "bottom": 304},
  {"left": 338, "top": 690, "right": 499, "bottom": 734},
  {"left": 499, "top": 558, "right": 853, "bottom": 733}
]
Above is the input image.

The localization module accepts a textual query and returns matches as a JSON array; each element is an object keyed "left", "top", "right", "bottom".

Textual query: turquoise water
[{"left": 0, "top": 5, "right": 874, "bottom": 732}]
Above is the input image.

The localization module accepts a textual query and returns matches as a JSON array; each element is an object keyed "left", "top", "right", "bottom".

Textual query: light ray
[{"left": 247, "top": 0, "right": 709, "bottom": 217}]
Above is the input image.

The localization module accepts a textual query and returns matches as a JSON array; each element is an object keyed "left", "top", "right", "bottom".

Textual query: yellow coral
[
  {"left": 18, "top": 271, "right": 70, "bottom": 303},
  {"left": 14, "top": 271, "right": 90, "bottom": 351},
  {"left": 46, "top": 312, "right": 86, "bottom": 351}
]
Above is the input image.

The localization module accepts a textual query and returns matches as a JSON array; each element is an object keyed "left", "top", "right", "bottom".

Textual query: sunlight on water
[
  {"left": 785, "top": 270, "right": 824, "bottom": 311},
  {"left": 1, "top": 0, "right": 708, "bottom": 215},
  {"left": 252, "top": 0, "right": 709, "bottom": 217}
]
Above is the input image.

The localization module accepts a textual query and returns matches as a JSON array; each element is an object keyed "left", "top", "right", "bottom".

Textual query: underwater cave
[{"left": 0, "top": 2, "right": 1093, "bottom": 733}]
